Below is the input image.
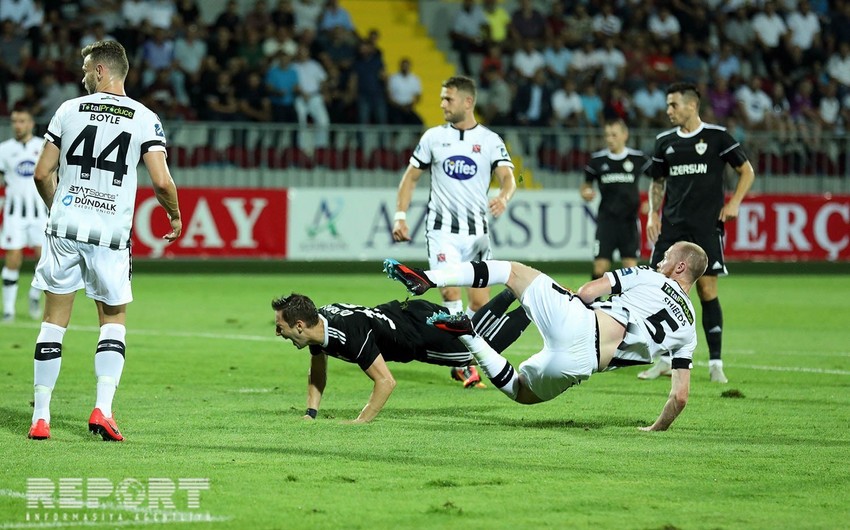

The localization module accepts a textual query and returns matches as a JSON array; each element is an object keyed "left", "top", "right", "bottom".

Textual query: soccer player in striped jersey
[
  {"left": 272, "top": 290, "right": 530, "bottom": 423},
  {"left": 581, "top": 119, "right": 651, "bottom": 280},
  {"left": 0, "top": 108, "right": 46, "bottom": 322},
  {"left": 391, "top": 75, "right": 516, "bottom": 382},
  {"left": 27, "top": 41, "right": 183, "bottom": 441},
  {"left": 384, "top": 240, "right": 708, "bottom": 431},
  {"left": 639, "top": 82, "right": 756, "bottom": 384}
]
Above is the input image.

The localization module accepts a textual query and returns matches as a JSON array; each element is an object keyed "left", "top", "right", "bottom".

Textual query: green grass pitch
[{"left": 0, "top": 268, "right": 848, "bottom": 529}]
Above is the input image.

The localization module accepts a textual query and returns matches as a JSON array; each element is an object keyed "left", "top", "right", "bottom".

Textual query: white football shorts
[
  {"left": 0, "top": 216, "right": 45, "bottom": 250},
  {"left": 32, "top": 234, "right": 133, "bottom": 305},
  {"left": 516, "top": 273, "right": 599, "bottom": 401},
  {"left": 426, "top": 231, "right": 492, "bottom": 270}
]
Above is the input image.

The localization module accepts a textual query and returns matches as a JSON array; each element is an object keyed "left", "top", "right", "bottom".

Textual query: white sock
[
  {"left": 29, "top": 286, "right": 41, "bottom": 304},
  {"left": 459, "top": 334, "right": 520, "bottom": 400},
  {"left": 464, "top": 306, "right": 476, "bottom": 319},
  {"left": 709, "top": 359, "right": 724, "bottom": 369},
  {"left": 32, "top": 322, "right": 67, "bottom": 423},
  {"left": 427, "top": 260, "right": 512, "bottom": 289},
  {"left": 2, "top": 266, "right": 19, "bottom": 316},
  {"left": 94, "top": 323, "right": 126, "bottom": 417},
  {"left": 443, "top": 299, "right": 463, "bottom": 315}
]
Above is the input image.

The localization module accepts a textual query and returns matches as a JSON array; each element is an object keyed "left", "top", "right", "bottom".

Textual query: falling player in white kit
[
  {"left": 27, "top": 41, "right": 183, "bottom": 441},
  {"left": 0, "top": 108, "right": 46, "bottom": 321},
  {"left": 385, "top": 240, "right": 708, "bottom": 431},
  {"left": 391, "top": 75, "right": 516, "bottom": 387}
]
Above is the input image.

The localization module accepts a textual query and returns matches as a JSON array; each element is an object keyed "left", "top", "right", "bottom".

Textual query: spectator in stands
[
  {"left": 318, "top": 0, "right": 354, "bottom": 35},
  {"left": 214, "top": 0, "right": 242, "bottom": 36},
  {"left": 509, "top": 0, "right": 546, "bottom": 48},
  {"left": 598, "top": 37, "right": 626, "bottom": 84},
  {"left": 263, "top": 25, "right": 298, "bottom": 61},
  {"left": 707, "top": 75, "right": 738, "bottom": 125},
  {"left": 481, "top": 0, "right": 510, "bottom": 48},
  {"left": 648, "top": 6, "right": 681, "bottom": 47},
  {"left": 325, "top": 63, "right": 356, "bottom": 124},
  {"left": 570, "top": 39, "right": 602, "bottom": 86},
  {"left": 513, "top": 68, "right": 553, "bottom": 127},
  {"left": 292, "top": 45, "right": 330, "bottom": 150},
  {"left": 479, "top": 43, "right": 504, "bottom": 82},
  {"left": 736, "top": 76, "right": 773, "bottom": 133},
  {"left": 603, "top": 85, "right": 632, "bottom": 122},
  {"left": 141, "top": 28, "right": 175, "bottom": 88},
  {"left": 79, "top": 22, "right": 115, "bottom": 49},
  {"left": 450, "top": 0, "right": 487, "bottom": 76},
  {"left": 543, "top": 33, "right": 572, "bottom": 83},
  {"left": 817, "top": 81, "right": 842, "bottom": 133},
  {"left": 723, "top": 7, "right": 756, "bottom": 55},
  {"left": 831, "top": 2, "right": 850, "bottom": 45},
  {"left": 674, "top": 38, "right": 709, "bottom": 85},
  {"left": 551, "top": 77, "right": 583, "bottom": 128},
  {"left": 752, "top": 1, "right": 787, "bottom": 75},
  {"left": 564, "top": 4, "right": 593, "bottom": 48},
  {"left": 545, "top": 1, "right": 566, "bottom": 41},
  {"left": 0, "top": 0, "right": 35, "bottom": 24},
  {"left": 0, "top": 19, "right": 26, "bottom": 100},
  {"left": 320, "top": 26, "right": 358, "bottom": 72},
  {"left": 827, "top": 42, "right": 850, "bottom": 93},
  {"left": 238, "top": 26, "right": 266, "bottom": 73},
  {"left": 592, "top": 3, "right": 623, "bottom": 40},
  {"left": 512, "top": 38, "right": 545, "bottom": 83},
  {"left": 204, "top": 70, "right": 241, "bottom": 121},
  {"left": 266, "top": 51, "right": 299, "bottom": 122},
  {"left": 790, "top": 78, "right": 822, "bottom": 153},
  {"left": 293, "top": 0, "right": 323, "bottom": 36},
  {"left": 244, "top": 0, "right": 272, "bottom": 39},
  {"left": 786, "top": 1, "right": 821, "bottom": 56},
  {"left": 387, "top": 58, "right": 423, "bottom": 126},
  {"left": 173, "top": 24, "right": 207, "bottom": 107},
  {"left": 238, "top": 70, "right": 272, "bottom": 124},
  {"left": 477, "top": 66, "right": 512, "bottom": 126},
  {"left": 579, "top": 82, "right": 604, "bottom": 128},
  {"left": 768, "top": 82, "right": 795, "bottom": 145},
  {"left": 175, "top": 0, "right": 201, "bottom": 27},
  {"left": 271, "top": 0, "right": 296, "bottom": 30},
  {"left": 208, "top": 26, "right": 239, "bottom": 70},
  {"left": 351, "top": 39, "right": 388, "bottom": 127},
  {"left": 633, "top": 80, "right": 668, "bottom": 128},
  {"left": 710, "top": 41, "right": 743, "bottom": 81}
]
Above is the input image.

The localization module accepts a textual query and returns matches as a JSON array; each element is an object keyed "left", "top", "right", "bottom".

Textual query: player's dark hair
[
  {"left": 10, "top": 105, "right": 34, "bottom": 117},
  {"left": 604, "top": 118, "right": 628, "bottom": 130},
  {"left": 666, "top": 82, "right": 701, "bottom": 104},
  {"left": 271, "top": 293, "right": 319, "bottom": 327},
  {"left": 443, "top": 75, "right": 477, "bottom": 100},
  {"left": 81, "top": 40, "right": 129, "bottom": 79}
]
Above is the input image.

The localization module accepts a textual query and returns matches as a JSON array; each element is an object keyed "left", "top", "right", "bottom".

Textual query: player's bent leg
[
  {"left": 592, "top": 258, "right": 611, "bottom": 279},
  {"left": 515, "top": 376, "right": 545, "bottom": 405},
  {"left": 621, "top": 257, "right": 638, "bottom": 269},
  {"left": 466, "top": 286, "right": 490, "bottom": 312},
  {"left": 472, "top": 289, "right": 531, "bottom": 354}
]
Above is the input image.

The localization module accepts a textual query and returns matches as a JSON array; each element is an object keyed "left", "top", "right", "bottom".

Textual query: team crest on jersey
[
  {"left": 623, "top": 159, "right": 634, "bottom": 172},
  {"left": 154, "top": 123, "right": 164, "bottom": 137},
  {"left": 437, "top": 253, "right": 446, "bottom": 263},
  {"left": 601, "top": 163, "right": 609, "bottom": 171},
  {"left": 472, "top": 144, "right": 481, "bottom": 153},
  {"left": 695, "top": 139, "right": 707, "bottom": 155}
]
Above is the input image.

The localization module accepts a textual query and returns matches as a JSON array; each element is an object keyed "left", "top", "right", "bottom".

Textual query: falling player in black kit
[
  {"left": 581, "top": 119, "right": 651, "bottom": 279},
  {"left": 639, "top": 82, "right": 755, "bottom": 384},
  {"left": 272, "top": 290, "right": 530, "bottom": 423}
]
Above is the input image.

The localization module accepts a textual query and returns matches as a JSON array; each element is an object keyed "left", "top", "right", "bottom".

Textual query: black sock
[
  {"left": 472, "top": 290, "right": 531, "bottom": 353},
  {"left": 702, "top": 297, "right": 723, "bottom": 360}
]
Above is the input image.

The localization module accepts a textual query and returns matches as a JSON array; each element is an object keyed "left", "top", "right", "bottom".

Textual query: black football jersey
[
  {"left": 650, "top": 123, "right": 748, "bottom": 229},
  {"left": 584, "top": 148, "right": 651, "bottom": 220},
  {"left": 309, "top": 300, "right": 466, "bottom": 370}
]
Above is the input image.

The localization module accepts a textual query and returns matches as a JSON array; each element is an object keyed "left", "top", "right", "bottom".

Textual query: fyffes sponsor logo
[
  {"left": 16, "top": 160, "right": 35, "bottom": 177},
  {"left": 443, "top": 156, "right": 477, "bottom": 180}
]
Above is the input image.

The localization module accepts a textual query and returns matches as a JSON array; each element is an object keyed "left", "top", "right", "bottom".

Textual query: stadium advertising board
[{"left": 131, "top": 188, "right": 287, "bottom": 258}]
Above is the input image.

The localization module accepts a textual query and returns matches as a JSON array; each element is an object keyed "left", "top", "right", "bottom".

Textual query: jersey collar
[
  {"left": 606, "top": 148, "right": 628, "bottom": 160},
  {"left": 450, "top": 122, "right": 479, "bottom": 141},
  {"left": 318, "top": 314, "right": 329, "bottom": 347},
  {"left": 676, "top": 121, "right": 705, "bottom": 139}
]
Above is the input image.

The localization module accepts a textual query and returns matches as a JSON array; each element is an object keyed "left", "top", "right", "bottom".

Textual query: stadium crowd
[{"left": 1, "top": 0, "right": 850, "bottom": 164}]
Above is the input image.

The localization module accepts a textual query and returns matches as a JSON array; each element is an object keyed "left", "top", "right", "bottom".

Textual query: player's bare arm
[
  {"left": 143, "top": 150, "right": 182, "bottom": 242},
  {"left": 392, "top": 165, "right": 424, "bottom": 242},
  {"left": 305, "top": 353, "right": 327, "bottom": 420},
  {"left": 579, "top": 181, "right": 595, "bottom": 201},
  {"left": 640, "top": 367, "right": 690, "bottom": 431},
  {"left": 489, "top": 166, "right": 516, "bottom": 217},
  {"left": 719, "top": 161, "right": 756, "bottom": 222},
  {"left": 350, "top": 354, "right": 397, "bottom": 423},
  {"left": 576, "top": 276, "right": 613, "bottom": 305},
  {"left": 646, "top": 177, "right": 666, "bottom": 243},
  {"left": 33, "top": 141, "right": 61, "bottom": 208}
]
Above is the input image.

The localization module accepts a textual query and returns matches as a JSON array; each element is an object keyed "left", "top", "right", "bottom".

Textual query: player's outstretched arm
[
  {"left": 392, "top": 165, "right": 423, "bottom": 242},
  {"left": 143, "top": 150, "right": 182, "bottom": 242},
  {"left": 350, "top": 354, "right": 396, "bottom": 424},
  {"left": 33, "top": 141, "right": 60, "bottom": 208},
  {"left": 640, "top": 367, "right": 690, "bottom": 431},
  {"left": 576, "top": 276, "right": 613, "bottom": 305},
  {"left": 305, "top": 354, "right": 327, "bottom": 420}
]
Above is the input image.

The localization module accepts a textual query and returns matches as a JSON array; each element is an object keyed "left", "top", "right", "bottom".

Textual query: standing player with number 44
[{"left": 27, "top": 40, "right": 182, "bottom": 441}]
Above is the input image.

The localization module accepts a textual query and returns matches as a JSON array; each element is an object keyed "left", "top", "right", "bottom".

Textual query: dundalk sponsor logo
[{"left": 15, "top": 477, "right": 225, "bottom": 526}]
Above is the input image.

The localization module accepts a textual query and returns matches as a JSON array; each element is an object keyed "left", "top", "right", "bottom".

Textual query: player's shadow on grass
[
  {"left": 0, "top": 406, "right": 86, "bottom": 439},
  {"left": 483, "top": 415, "right": 649, "bottom": 430}
]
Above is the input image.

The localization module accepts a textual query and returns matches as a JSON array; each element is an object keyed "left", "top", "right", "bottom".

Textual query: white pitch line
[{"left": 694, "top": 361, "right": 850, "bottom": 376}]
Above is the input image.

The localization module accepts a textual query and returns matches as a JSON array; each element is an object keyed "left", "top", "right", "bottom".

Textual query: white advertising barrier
[{"left": 287, "top": 188, "right": 598, "bottom": 261}]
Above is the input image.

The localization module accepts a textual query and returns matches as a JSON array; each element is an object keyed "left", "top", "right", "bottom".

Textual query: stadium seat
[{"left": 281, "top": 147, "right": 313, "bottom": 168}]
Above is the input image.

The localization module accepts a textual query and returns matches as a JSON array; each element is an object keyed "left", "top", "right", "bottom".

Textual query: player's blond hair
[{"left": 674, "top": 242, "right": 709, "bottom": 282}]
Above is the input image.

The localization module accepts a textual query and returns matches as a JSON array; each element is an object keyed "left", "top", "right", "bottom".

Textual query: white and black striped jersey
[
  {"left": 650, "top": 122, "right": 748, "bottom": 229},
  {"left": 409, "top": 123, "right": 513, "bottom": 236},
  {"left": 43, "top": 92, "right": 167, "bottom": 250},
  {"left": 0, "top": 136, "right": 47, "bottom": 222},
  {"left": 309, "top": 300, "right": 474, "bottom": 370},
  {"left": 592, "top": 266, "right": 697, "bottom": 370},
  {"left": 584, "top": 147, "right": 651, "bottom": 220}
]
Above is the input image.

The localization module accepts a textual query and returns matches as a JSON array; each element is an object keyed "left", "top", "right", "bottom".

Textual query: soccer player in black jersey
[
  {"left": 272, "top": 290, "right": 530, "bottom": 423},
  {"left": 581, "top": 119, "right": 651, "bottom": 280},
  {"left": 640, "top": 82, "right": 755, "bottom": 384}
]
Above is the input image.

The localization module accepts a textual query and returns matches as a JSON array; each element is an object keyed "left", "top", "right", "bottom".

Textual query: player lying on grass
[
  {"left": 384, "top": 240, "right": 708, "bottom": 431},
  {"left": 272, "top": 291, "right": 530, "bottom": 423}
]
